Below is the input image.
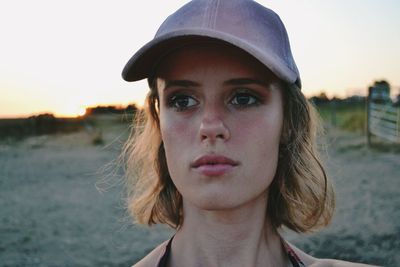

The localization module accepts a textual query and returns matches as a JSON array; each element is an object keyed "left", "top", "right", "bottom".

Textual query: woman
[{"left": 121, "top": 1, "right": 375, "bottom": 266}]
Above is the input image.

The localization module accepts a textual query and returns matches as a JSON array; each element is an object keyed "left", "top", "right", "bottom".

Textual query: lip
[{"left": 191, "top": 154, "right": 239, "bottom": 176}]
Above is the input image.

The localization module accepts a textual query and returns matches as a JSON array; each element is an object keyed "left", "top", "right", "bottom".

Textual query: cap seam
[
  {"left": 211, "top": 0, "right": 221, "bottom": 29},
  {"left": 203, "top": 0, "right": 212, "bottom": 28}
]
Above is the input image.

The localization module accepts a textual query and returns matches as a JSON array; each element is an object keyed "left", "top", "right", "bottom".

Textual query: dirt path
[{"left": 0, "top": 126, "right": 398, "bottom": 266}]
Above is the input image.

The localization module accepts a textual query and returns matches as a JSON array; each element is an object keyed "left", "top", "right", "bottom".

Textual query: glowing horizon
[{"left": 1, "top": 0, "right": 399, "bottom": 118}]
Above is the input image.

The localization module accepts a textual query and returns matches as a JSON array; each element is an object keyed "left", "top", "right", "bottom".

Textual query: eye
[
  {"left": 230, "top": 91, "right": 260, "bottom": 107},
  {"left": 168, "top": 94, "right": 198, "bottom": 111}
]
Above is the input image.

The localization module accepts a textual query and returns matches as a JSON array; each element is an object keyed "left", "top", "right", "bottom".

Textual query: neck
[{"left": 169, "top": 194, "right": 289, "bottom": 267}]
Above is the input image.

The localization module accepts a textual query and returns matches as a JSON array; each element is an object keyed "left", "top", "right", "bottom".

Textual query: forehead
[{"left": 154, "top": 42, "right": 279, "bottom": 83}]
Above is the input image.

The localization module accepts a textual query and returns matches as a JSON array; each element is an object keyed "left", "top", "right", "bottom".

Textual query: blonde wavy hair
[{"left": 122, "top": 79, "right": 335, "bottom": 233}]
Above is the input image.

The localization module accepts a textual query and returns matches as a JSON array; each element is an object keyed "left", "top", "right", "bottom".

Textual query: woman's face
[{"left": 156, "top": 43, "right": 284, "bottom": 211}]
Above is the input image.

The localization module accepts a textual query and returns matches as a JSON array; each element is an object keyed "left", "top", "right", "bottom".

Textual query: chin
[
  {"left": 185, "top": 188, "right": 267, "bottom": 212},
  {"left": 185, "top": 190, "right": 240, "bottom": 211}
]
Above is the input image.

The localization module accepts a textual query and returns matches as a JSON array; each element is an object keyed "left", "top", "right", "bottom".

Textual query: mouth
[{"left": 191, "top": 154, "right": 239, "bottom": 176}]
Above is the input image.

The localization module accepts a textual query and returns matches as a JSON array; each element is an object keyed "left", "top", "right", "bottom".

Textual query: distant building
[{"left": 368, "top": 80, "right": 391, "bottom": 103}]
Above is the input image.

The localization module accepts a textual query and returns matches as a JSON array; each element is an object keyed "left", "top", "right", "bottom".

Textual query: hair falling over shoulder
[
  {"left": 121, "top": 88, "right": 182, "bottom": 228},
  {"left": 268, "top": 84, "right": 335, "bottom": 232},
  {"left": 121, "top": 81, "right": 335, "bottom": 232}
]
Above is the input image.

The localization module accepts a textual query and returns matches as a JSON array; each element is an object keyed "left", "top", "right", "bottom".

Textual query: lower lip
[{"left": 194, "top": 164, "right": 236, "bottom": 176}]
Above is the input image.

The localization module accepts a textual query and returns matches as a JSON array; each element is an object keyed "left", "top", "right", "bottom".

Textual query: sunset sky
[{"left": 1, "top": 0, "right": 399, "bottom": 118}]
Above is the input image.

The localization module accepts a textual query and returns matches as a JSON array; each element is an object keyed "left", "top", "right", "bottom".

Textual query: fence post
[
  {"left": 397, "top": 106, "right": 400, "bottom": 141},
  {"left": 366, "top": 93, "right": 372, "bottom": 147}
]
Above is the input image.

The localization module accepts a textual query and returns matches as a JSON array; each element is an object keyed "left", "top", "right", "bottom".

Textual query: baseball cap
[{"left": 122, "top": 0, "right": 301, "bottom": 88}]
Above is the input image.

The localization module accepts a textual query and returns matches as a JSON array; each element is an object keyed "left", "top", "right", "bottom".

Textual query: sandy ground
[{"left": 0, "top": 121, "right": 399, "bottom": 267}]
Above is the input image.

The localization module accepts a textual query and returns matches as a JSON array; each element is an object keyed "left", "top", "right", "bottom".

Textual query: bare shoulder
[
  {"left": 131, "top": 240, "right": 169, "bottom": 267},
  {"left": 286, "top": 241, "right": 379, "bottom": 267}
]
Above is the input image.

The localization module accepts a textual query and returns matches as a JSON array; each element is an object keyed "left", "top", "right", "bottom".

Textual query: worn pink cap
[{"left": 122, "top": 0, "right": 301, "bottom": 88}]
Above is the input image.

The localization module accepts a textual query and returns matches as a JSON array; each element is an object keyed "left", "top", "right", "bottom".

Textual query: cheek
[
  {"left": 232, "top": 109, "right": 283, "bottom": 176},
  {"left": 160, "top": 111, "right": 196, "bottom": 147},
  {"left": 232, "top": 108, "right": 283, "bottom": 147},
  {"left": 159, "top": 111, "right": 197, "bottom": 180}
]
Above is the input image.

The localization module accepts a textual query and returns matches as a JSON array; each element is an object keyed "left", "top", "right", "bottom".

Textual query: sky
[{"left": 1, "top": 0, "right": 399, "bottom": 118}]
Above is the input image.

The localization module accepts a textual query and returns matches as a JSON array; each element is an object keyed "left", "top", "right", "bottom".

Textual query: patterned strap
[{"left": 283, "top": 240, "right": 306, "bottom": 267}]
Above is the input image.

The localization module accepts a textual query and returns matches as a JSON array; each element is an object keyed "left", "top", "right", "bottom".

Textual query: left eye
[
  {"left": 230, "top": 93, "right": 258, "bottom": 106},
  {"left": 168, "top": 94, "right": 198, "bottom": 111}
]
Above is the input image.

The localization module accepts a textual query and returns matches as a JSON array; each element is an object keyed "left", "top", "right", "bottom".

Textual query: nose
[{"left": 199, "top": 108, "right": 230, "bottom": 143}]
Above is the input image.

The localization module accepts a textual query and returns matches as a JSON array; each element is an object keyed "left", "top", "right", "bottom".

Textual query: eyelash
[
  {"left": 166, "top": 89, "right": 262, "bottom": 111},
  {"left": 230, "top": 91, "right": 261, "bottom": 107},
  {"left": 167, "top": 93, "right": 199, "bottom": 111}
]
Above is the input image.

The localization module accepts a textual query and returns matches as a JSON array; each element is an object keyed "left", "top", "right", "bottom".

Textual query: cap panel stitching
[
  {"left": 203, "top": 0, "right": 213, "bottom": 29},
  {"left": 211, "top": 0, "right": 221, "bottom": 29}
]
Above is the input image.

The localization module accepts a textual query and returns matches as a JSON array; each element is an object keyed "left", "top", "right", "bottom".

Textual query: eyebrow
[
  {"left": 223, "top": 78, "right": 269, "bottom": 87},
  {"left": 162, "top": 77, "right": 269, "bottom": 91},
  {"left": 164, "top": 80, "right": 201, "bottom": 90}
]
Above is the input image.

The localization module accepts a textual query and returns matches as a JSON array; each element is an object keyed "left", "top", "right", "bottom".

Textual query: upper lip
[{"left": 191, "top": 154, "right": 239, "bottom": 168}]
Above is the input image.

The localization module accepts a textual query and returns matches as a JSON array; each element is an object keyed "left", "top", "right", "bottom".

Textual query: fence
[{"left": 367, "top": 102, "right": 400, "bottom": 144}]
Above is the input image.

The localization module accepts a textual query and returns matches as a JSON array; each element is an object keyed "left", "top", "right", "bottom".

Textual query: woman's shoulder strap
[
  {"left": 282, "top": 240, "right": 307, "bottom": 267},
  {"left": 132, "top": 238, "right": 172, "bottom": 267},
  {"left": 157, "top": 236, "right": 174, "bottom": 267}
]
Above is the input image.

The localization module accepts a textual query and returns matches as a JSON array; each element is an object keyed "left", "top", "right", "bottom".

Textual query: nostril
[{"left": 216, "top": 134, "right": 224, "bottom": 139}]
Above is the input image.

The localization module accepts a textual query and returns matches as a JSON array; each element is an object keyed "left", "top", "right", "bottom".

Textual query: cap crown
[{"left": 123, "top": 0, "right": 300, "bottom": 88}]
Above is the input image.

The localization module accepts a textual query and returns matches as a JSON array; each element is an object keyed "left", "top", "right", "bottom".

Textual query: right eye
[{"left": 167, "top": 94, "right": 198, "bottom": 111}]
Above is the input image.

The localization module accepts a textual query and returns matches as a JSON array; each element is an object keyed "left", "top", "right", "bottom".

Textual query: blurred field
[
  {"left": 0, "top": 112, "right": 399, "bottom": 266},
  {"left": 315, "top": 101, "right": 367, "bottom": 134},
  {"left": 0, "top": 115, "right": 85, "bottom": 141}
]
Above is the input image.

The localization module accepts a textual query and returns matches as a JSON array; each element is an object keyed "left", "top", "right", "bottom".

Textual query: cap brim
[{"left": 122, "top": 29, "right": 299, "bottom": 87}]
